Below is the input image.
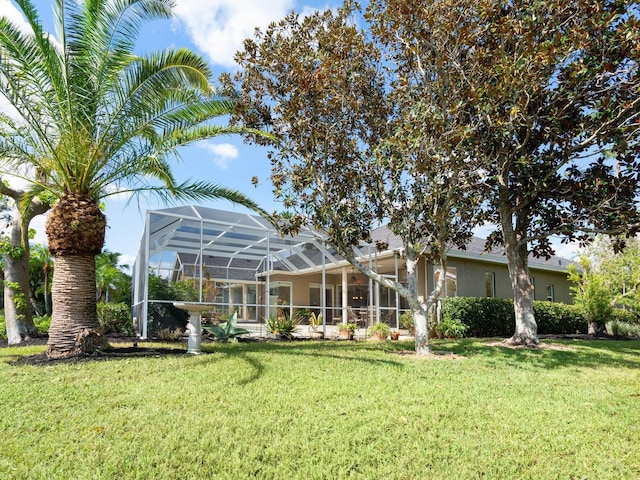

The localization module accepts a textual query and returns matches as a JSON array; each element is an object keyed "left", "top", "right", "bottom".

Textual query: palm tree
[
  {"left": 0, "top": 0, "right": 269, "bottom": 358},
  {"left": 96, "top": 250, "right": 130, "bottom": 303}
]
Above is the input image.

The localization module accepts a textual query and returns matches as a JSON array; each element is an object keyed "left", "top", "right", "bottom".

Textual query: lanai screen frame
[{"left": 132, "top": 205, "right": 365, "bottom": 338}]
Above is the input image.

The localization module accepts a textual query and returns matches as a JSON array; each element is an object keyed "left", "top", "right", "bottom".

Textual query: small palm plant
[
  {"left": 203, "top": 312, "right": 251, "bottom": 343},
  {"left": 308, "top": 312, "right": 323, "bottom": 332}
]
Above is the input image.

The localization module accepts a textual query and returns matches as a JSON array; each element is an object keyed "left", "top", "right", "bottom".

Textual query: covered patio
[{"left": 132, "top": 206, "right": 407, "bottom": 339}]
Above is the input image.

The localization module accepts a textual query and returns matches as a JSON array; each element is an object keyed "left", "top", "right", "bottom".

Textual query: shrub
[
  {"left": 440, "top": 297, "right": 588, "bottom": 337},
  {"left": 399, "top": 311, "right": 414, "bottom": 330},
  {"left": 440, "top": 297, "right": 514, "bottom": 337},
  {"left": 157, "top": 327, "right": 184, "bottom": 341},
  {"left": 534, "top": 302, "right": 586, "bottom": 335},
  {"left": 97, "top": 302, "right": 134, "bottom": 336},
  {"left": 434, "top": 317, "right": 467, "bottom": 339},
  {"left": 0, "top": 312, "right": 51, "bottom": 338},
  {"left": 203, "top": 312, "right": 250, "bottom": 342},
  {"left": 33, "top": 315, "right": 51, "bottom": 335},
  {"left": 609, "top": 308, "right": 639, "bottom": 325},
  {"left": 606, "top": 320, "right": 640, "bottom": 338}
]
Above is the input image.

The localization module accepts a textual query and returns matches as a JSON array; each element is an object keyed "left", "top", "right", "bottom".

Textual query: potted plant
[
  {"left": 296, "top": 308, "right": 312, "bottom": 323},
  {"left": 400, "top": 311, "right": 414, "bottom": 336},
  {"left": 265, "top": 312, "right": 300, "bottom": 340},
  {"left": 337, "top": 322, "right": 357, "bottom": 340},
  {"left": 369, "top": 321, "right": 391, "bottom": 341},
  {"left": 390, "top": 330, "right": 400, "bottom": 340},
  {"left": 308, "top": 312, "right": 323, "bottom": 339}
]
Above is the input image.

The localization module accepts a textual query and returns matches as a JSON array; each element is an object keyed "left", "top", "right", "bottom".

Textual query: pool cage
[{"left": 132, "top": 206, "right": 406, "bottom": 338}]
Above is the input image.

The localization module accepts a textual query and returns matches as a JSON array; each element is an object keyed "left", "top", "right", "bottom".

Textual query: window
[
  {"left": 485, "top": 272, "right": 495, "bottom": 298},
  {"left": 546, "top": 284, "right": 554, "bottom": 302},
  {"left": 434, "top": 267, "right": 457, "bottom": 297}
]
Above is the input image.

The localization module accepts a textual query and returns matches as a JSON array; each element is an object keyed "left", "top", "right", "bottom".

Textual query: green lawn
[{"left": 1, "top": 338, "right": 639, "bottom": 479}]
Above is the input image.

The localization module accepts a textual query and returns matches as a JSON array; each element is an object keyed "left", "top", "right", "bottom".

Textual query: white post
[{"left": 342, "top": 267, "right": 348, "bottom": 323}]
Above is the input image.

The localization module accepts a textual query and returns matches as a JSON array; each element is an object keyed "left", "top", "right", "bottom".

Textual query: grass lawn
[{"left": 1, "top": 338, "right": 639, "bottom": 479}]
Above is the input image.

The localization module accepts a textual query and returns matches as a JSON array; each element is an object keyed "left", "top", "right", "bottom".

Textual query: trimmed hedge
[
  {"left": 97, "top": 302, "right": 134, "bottom": 336},
  {"left": 440, "top": 297, "right": 588, "bottom": 337}
]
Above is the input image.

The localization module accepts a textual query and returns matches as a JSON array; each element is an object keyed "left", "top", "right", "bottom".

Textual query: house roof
[
  {"left": 369, "top": 224, "right": 572, "bottom": 272},
  {"left": 139, "top": 206, "right": 572, "bottom": 282},
  {"left": 141, "top": 205, "right": 346, "bottom": 279}
]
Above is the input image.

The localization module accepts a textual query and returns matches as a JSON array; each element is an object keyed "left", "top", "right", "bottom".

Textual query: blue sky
[{"left": 2, "top": 0, "right": 341, "bottom": 267}]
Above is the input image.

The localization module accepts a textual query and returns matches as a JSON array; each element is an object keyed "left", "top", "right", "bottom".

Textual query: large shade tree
[
  {"left": 224, "top": 3, "right": 482, "bottom": 354},
  {"left": 367, "top": 0, "right": 640, "bottom": 346},
  {"left": 0, "top": 0, "right": 268, "bottom": 358}
]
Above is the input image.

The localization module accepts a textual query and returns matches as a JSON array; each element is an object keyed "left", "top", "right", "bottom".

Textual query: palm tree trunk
[
  {"left": 45, "top": 193, "right": 108, "bottom": 358},
  {"left": 46, "top": 254, "right": 108, "bottom": 358}
]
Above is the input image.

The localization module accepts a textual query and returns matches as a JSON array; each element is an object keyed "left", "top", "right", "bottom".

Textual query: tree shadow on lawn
[
  {"left": 191, "top": 339, "right": 411, "bottom": 385},
  {"left": 451, "top": 337, "right": 640, "bottom": 370},
  {"left": 9, "top": 336, "right": 639, "bottom": 376}
]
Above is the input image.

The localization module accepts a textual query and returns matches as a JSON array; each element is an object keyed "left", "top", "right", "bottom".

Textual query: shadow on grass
[
  {"left": 444, "top": 338, "right": 640, "bottom": 370},
  {"left": 7, "top": 336, "right": 639, "bottom": 381},
  {"left": 191, "top": 339, "right": 412, "bottom": 385}
]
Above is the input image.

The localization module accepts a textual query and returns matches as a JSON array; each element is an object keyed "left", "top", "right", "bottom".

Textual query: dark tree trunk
[{"left": 588, "top": 320, "right": 605, "bottom": 336}]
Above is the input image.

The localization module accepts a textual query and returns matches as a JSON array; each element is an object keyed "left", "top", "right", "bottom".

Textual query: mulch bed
[{"left": 3, "top": 336, "right": 190, "bottom": 366}]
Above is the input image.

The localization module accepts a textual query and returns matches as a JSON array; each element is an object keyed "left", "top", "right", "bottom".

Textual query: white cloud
[
  {"left": 172, "top": 0, "right": 296, "bottom": 67},
  {"left": 0, "top": 0, "right": 32, "bottom": 33},
  {"left": 200, "top": 142, "right": 239, "bottom": 169},
  {"left": 117, "top": 253, "right": 136, "bottom": 269}
]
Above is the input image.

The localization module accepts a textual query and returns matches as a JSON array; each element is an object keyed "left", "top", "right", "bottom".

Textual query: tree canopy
[
  {"left": 227, "top": 0, "right": 639, "bottom": 347},
  {"left": 224, "top": 2, "right": 485, "bottom": 354}
]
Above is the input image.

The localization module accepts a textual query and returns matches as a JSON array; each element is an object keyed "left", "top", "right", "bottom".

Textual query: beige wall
[
  {"left": 268, "top": 255, "right": 574, "bottom": 314},
  {"left": 421, "top": 257, "right": 573, "bottom": 304}
]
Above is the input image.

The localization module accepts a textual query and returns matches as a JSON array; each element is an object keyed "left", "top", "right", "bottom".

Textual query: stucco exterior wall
[{"left": 420, "top": 257, "right": 573, "bottom": 304}]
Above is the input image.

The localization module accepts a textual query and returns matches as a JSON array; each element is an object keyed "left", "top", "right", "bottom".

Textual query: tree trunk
[
  {"left": 43, "top": 262, "right": 51, "bottom": 315},
  {"left": 4, "top": 217, "right": 37, "bottom": 344},
  {"left": 46, "top": 254, "right": 108, "bottom": 358},
  {"left": 588, "top": 320, "right": 605, "bottom": 336},
  {"left": 500, "top": 195, "right": 539, "bottom": 346},
  {"left": 406, "top": 249, "right": 430, "bottom": 355},
  {"left": 45, "top": 193, "right": 108, "bottom": 358},
  {"left": 0, "top": 186, "right": 49, "bottom": 344}
]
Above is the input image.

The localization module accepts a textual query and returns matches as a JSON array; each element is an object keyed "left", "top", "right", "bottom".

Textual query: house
[{"left": 132, "top": 206, "right": 573, "bottom": 337}]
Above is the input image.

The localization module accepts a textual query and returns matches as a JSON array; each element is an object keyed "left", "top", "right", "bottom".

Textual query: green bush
[
  {"left": 534, "top": 302, "right": 586, "bottom": 335},
  {"left": 441, "top": 297, "right": 514, "bottom": 337},
  {"left": 609, "top": 308, "right": 639, "bottom": 325},
  {"left": 435, "top": 317, "right": 467, "bottom": 339},
  {"left": 97, "top": 302, "right": 134, "bottom": 336},
  {"left": 0, "top": 312, "right": 50, "bottom": 338},
  {"left": 440, "top": 297, "right": 588, "bottom": 337},
  {"left": 33, "top": 315, "right": 51, "bottom": 335}
]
